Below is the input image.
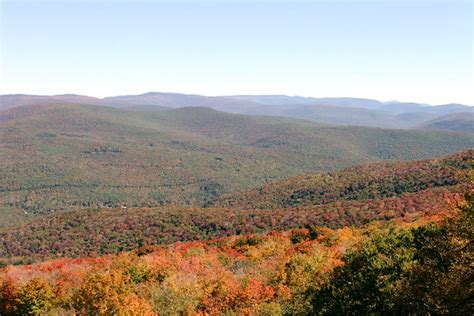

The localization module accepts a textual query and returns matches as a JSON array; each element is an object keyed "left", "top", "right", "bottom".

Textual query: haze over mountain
[{"left": 1, "top": 92, "right": 473, "bottom": 130}]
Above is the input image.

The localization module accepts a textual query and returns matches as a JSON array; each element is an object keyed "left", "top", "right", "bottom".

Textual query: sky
[{"left": 0, "top": 0, "right": 472, "bottom": 105}]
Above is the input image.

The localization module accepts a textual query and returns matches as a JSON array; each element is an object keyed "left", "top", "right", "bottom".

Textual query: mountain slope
[{"left": 215, "top": 150, "right": 473, "bottom": 209}]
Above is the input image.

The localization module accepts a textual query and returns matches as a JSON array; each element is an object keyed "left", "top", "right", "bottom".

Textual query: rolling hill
[
  {"left": 0, "top": 186, "right": 463, "bottom": 263},
  {"left": 1, "top": 104, "right": 473, "bottom": 225},
  {"left": 419, "top": 112, "right": 474, "bottom": 132}
]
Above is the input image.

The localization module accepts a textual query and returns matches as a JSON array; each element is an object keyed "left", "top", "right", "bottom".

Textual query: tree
[
  {"left": 311, "top": 225, "right": 415, "bottom": 315},
  {"left": 13, "top": 278, "right": 55, "bottom": 315},
  {"left": 71, "top": 270, "right": 154, "bottom": 316},
  {"left": 398, "top": 191, "right": 473, "bottom": 314}
]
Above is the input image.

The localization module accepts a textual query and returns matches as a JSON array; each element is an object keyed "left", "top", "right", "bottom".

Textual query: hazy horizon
[
  {"left": 1, "top": 0, "right": 472, "bottom": 104},
  {"left": 2, "top": 90, "right": 473, "bottom": 107}
]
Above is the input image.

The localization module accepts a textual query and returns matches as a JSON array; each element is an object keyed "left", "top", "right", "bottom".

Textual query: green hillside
[
  {"left": 216, "top": 150, "right": 473, "bottom": 209},
  {"left": 1, "top": 104, "right": 473, "bottom": 226}
]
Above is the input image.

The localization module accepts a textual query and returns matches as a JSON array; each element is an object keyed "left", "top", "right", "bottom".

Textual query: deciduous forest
[{"left": 2, "top": 0, "right": 473, "bottom": 314}]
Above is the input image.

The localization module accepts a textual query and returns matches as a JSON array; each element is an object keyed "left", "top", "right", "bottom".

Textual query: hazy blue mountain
[
  {"left": 395, "top": 112, "right": 439, "bottom": 126},
  {"left": 379, "top": 102, "right": 428, "bottom": 114},
  {"left": 380, "top": 102, "right": 473, "bottom": 115},
  {"left": 1, "top": 93, "right": 472, "bottom": 130},
  {"left": 279, "top": 104, "right": 406, "bottom": 128},
  {"left": 228, "top": 95, "right": 384, "bottom": 109},
  {"left": 102, "top": 92, "right": 264, "bottom": 113},
  {"left": 422, "top": 103, "right": 474, "bottom": 115},
  {"left": 0, "top": 94, "right": 101, "bottom": 110},
  {"left": 225, "top": 95, "right": 318, "bottom": 106},
  {"left": 305, "top": 97, "right": 384, "bottom": 109}
]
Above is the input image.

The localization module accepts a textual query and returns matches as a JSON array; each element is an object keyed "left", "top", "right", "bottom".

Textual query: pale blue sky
[{"left": 1, "top": 0, "right": 472, "bottom": 104}]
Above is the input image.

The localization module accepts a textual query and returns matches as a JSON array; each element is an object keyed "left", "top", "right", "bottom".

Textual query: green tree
[
  {"left": 398, "top": 192, "right": 473, "bottom": 314},
  {"left": 311, "top": 225, "right": 415, "bottom": 315}
]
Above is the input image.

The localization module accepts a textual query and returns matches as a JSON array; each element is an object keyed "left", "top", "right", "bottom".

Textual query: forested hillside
[
  {"left": 0, "top": 148, "right": 470, "bottom": 263},
  {"left": 2, "top": 104, "right": 473, "bottom": 226},
  {"left": 420, "top": 112, "right": 474, "bottom": 132},
  {"left": 0, "top": 187, "right": 463, "bottom": 263},
  {"left": 216, "top": 150, "right": 473, "bottom": 209},
  {"left": 2, "top": 0, "right": 472, "bottom": 313}
]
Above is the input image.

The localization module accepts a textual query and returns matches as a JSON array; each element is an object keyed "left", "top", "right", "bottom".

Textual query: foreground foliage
[
  {"left": 0, "top": 192, "right": 472, "bottom": 315},
  {"left": 313, "top": 191, "right": 473, "bottom": 315}
]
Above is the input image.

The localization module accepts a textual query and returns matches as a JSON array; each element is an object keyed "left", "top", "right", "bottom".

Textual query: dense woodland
[
  {"left": 0, "top": 186, "right": 465, "bottom": 264},
  {"left": 1, "top": 105, "right": 473, "bottom": 227},
  {"left": 0, "top": 103, "right": 473, "bottom": 315},
  {"left": 0, "top": 192, "right": 471, "bottom": 315},
  {"left": 0, "top": 148, "right": 471, "bottom": 263},
  {"left": 216, "top": 149, "right": 472, "bottom": 209}
]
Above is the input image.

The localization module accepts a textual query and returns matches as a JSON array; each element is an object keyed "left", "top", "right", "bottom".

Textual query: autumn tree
[{"left": 13, "top": 278, "right": 55, "bottom": 315}]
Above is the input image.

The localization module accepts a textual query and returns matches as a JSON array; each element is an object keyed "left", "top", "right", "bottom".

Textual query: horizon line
[{"left": 1, "top": 91, "right": 472, "bottom": 107}]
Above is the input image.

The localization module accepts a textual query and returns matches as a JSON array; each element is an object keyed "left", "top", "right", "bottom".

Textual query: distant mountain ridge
[
  {"left": 1, "top": 92, "right": 473, "bottom": 130},
  {"left": 419, "top": 112, "right": 474, "bottom": 132}
]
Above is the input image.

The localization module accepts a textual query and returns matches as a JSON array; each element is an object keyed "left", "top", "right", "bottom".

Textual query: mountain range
[{"left": 1, "top": 92, "right": 473, "bottom": 130}]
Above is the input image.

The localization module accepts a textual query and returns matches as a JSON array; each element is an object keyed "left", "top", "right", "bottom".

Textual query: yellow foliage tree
[{"left": 71, "top": 270, "right": 154, "bottom": 316}]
